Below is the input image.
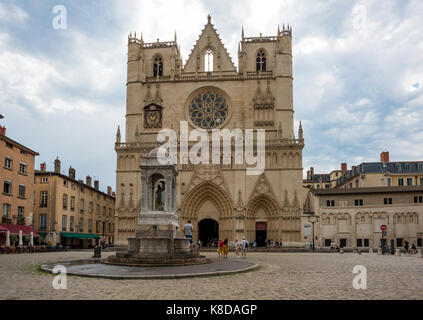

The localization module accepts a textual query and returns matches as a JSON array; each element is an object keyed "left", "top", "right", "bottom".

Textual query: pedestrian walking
[
  {"left": 183, "top": 220, "right": 194, "bottom": 249},
  {"left": 223, "top": 238, "right": 229, "bottom": 259},
  {"left": 241, "top": 237, "right": 248, "bottom": 258},
  {"left": 234, "top": 239, "right": 240, "bottom": 258}
]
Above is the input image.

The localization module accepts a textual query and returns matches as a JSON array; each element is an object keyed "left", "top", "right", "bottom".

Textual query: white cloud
[{"left": 0, "top": 3, "right": 29, "bottom": 23}]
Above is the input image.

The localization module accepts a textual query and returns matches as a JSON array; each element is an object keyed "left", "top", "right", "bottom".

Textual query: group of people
[
  {"left": 183, "top": 221, "right": 250, "bottom": 259},
  {"left": 403, "top": 240, "right": 418, "bottom": 254}
]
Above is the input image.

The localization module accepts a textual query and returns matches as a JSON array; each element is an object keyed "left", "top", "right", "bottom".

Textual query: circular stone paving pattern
[{"left": 41, "top": 258, "right": 259, "bottom": 279}]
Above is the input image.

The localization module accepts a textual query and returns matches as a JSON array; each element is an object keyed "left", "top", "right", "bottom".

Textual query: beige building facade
[
  {"left": 33, "top": 158, "right": 115, "bottom": 248},
  {"left": 1, "top": 126, "right": 39, "bottom": 227},
  {"left": 303, "top": 186, "right": 423, "bottom": 250},
  {"left": 115, "top": 16, "right": 305, "bottom": 247}
]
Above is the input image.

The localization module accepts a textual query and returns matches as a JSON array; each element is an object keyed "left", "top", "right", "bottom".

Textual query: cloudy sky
[{"left": 1, "top": 0, "right": 422, "bottom": 191}]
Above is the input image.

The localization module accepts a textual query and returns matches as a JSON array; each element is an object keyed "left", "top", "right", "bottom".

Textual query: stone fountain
[{"left": 106, "top": 147, "right": 208, "bottom": 266}]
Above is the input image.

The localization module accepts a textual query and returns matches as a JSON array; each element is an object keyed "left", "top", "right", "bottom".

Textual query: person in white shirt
[
  {"left": 234, "top": 239, "right": 240, "bottom": 258},
  {"left": 183, "top": 220, "right": 193, "bottom": 248}
]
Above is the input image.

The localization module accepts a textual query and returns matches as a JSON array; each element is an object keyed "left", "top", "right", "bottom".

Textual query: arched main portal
[
  {"left": 198, "top": 219, "right": 219, "bottom": 246},
  {"left": 180, "top": 182, "right": 233, "bottom": 242},
  {"left": 246, "top": 195, "right": 279, "bottom": 244}
]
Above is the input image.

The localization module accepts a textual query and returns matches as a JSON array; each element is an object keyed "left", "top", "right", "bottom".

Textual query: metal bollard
[{"left": 395, "top": 248, "right": 401, "bottom": 256}]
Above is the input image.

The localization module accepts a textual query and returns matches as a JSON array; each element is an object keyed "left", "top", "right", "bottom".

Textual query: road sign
[{"left": 380, "top": 225, "right": 387, "bottom": 231}]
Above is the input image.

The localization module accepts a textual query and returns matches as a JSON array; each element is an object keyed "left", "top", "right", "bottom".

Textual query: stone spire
[
  {"left": 116, "top": 125, "right": 121, "bottom": 143},
  {"left": 298, "top": 121, "right": 303, "bottom": 140}
]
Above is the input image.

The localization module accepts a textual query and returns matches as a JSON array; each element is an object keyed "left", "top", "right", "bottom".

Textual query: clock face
[
  {"left": 189, "top": 90, "right": 228, "bottom": 129},
  {"left": 144, "top": 106, "right": 162, "bottom": 129}
]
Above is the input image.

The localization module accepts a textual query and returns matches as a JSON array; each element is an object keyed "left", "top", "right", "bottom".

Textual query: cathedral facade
[{"left": 115, "top": 16, "right": 305, "bottom": 247}]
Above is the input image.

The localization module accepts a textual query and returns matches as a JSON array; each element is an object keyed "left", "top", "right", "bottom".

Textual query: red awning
[{"left": 0, "top": 224, "right": 39, "bottom": 237}]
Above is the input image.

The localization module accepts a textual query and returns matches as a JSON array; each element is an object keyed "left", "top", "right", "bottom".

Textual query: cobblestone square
[{"left": 1, "top": 251, "right": 422, "bottom": 300}]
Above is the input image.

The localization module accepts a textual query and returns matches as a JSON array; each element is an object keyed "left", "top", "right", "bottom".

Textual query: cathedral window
[
  {"left": 256, "top": 50, "right": 266, "bottom": 72},
  {"left": 189, "top": 89, "right": 228, "bottom": 129},
  {"left": 153, "top": 56, "right": 163, "bottom": 77},
  {"left": 205, "top": 48, "right": 214, "bottom": 72}
]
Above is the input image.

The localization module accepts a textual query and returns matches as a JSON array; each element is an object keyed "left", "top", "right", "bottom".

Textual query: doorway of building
[
  {"left": 255, "top": 222, "right": 267, "bottom": 247},
  {"left": 198, "top": 219, "right": 219, "bottom": 247}
]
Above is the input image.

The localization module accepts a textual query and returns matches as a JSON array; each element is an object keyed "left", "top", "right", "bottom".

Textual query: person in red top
[{"left": 217, "top": 239, "right": 224, "bottom": 259}]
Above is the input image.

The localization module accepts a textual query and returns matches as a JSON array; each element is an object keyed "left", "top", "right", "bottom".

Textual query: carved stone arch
[
  {"left": 180, "top": 181, "right": 233, "bottom": 241},
  {"left": 118, "top": 155, "right": 125, "bottom": 170},
  {"left": 255, "top": 47, "right": 269, "bottom": 71},
  {"left": 246, "top": 194, "right": 279, "bottom": 218},
  {"left": 288, "top": 152, "right": 295, "bottom": 168}
]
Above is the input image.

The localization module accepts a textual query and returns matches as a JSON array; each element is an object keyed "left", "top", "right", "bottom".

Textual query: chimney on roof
[
  {"left": 306, "top": 169, "right": 311, "bottom": 180},
  {"left": 0, "top": 126, "right": 5, "bottom": 136},
  {"left": 380, "top": 151, "right": 390, "bottom": 163},
  {"left": 54, "top": 157, "right": 61, "bottom": 173},
  {"left": 107, "top": 186, "right": 112, "bottom": 196},
  {"left": 69, "top": 167, "right": 76, "bottom": 179},
  {"left": 40, "top": 162, "right": 46, "bottom": 172},
  {"left": 86, "top": 176, "right": 92, "bottom": 187},
  {"left": 94, "top": 180, "right": 99, "bottom": 190},
  {"left": 310, "top": 167, "right": 314, "bottom": 177},
  {"left": 341, "top": 163, "right": 347, "bottom": 172}
]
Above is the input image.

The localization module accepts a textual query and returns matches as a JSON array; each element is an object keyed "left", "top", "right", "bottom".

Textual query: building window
[
  {"left": 2, "top": 204, "right": 11, "bottom": 219},
  {"left": 256, "top": 50, "right": 266, "bottom": 72},
  {"left": 63, "top": 194, "right": 68, "bottom": 209},
  {"left": 70, "top": 216, "right": 74, "bottom": 232},
  {"left": 384, "top": 198, "right": 392, "bottom": 205},
  {"left": 3, "top": 180, "right": 12, "bottom": 194},
  {"left": 4, "top": 157, "right": 12, "bottom": 169},
  {"left": 357, "top": 239, "right": 363, "bottom": 247},
  {"left": 364, "top": 239, "right": 369, "bottom": 247},
  {"left": 17, "top": 206, "right": 24, "bottom": 221},
  {"left": 354, "top": 199, "right": 363, "bottom": 206},
  {"left": 326, "top": 200, "right": 335, "bottom": 207},
  {"left": 63, "top": 180, "right": 68, "bottom": 187},
  {"left": 355, "top": 180, "right": 359, "bottom": 187},
  {"left": 417, "top": 238, "right": 422, "bottom": 247},
  {"left": 89, "top": 202, "right": 93, "bottom": 213},
  {"left": 420, "top": 178, "right": 423, "bottom": 186},
  {"left": 62, "top": 216, "right": 67, "bottom": 231},
  {"left": 79, "top": 218, "right": 83, "bottom": 232},
  {"left": 325, "top": 184, "right": 330, "bottom": 189},
  {"left": 40, "top": 214, "right": 47, "bottom": 230},
  {"left": 406, "top": 178, "right": 413, "bottom": 186},
  {"left": 405, "top": 164, "right": 411, "bottom": 171},
  {"left": 396, "top": 238, "right": 403, "bottom": 247},
  {"left": 18, "top": 184, "right": 26, "bottom": 198},
  {"left": 153, "top": 56, "right": 163, "bottom": 77},
  {"left": 19, "top": 163, "right": 27, "bottom": 174},
  {"left": 96, "top": 204, "right": 100, "bottom": 215},
  {"left": 41, "top": 177, "right": 48, "bottom": 183},
  {"left": 70, "top": 196, "right": 75, "bottom": 211},
  {"left": 80, "top": 199, "right": 84, "bottom": 214},
  {"left": 340, "top": 239, "right": 347, "bottom": 248},
  {"left": 204, "top": 48, "right": 213, "bottom": 72},
  {"left": 108, "top": 208, "right": 111, "bottom": 218},
  {"left": 395, "top": 164, "right": 401, "bottom": 172},
  {"left": 398, "top": 178, "right": 404, "bottom": 186},
  {"left": 71, "top": 183, "right": 75, "bottom": 190},
  {"left": 40, "top": 192, "right": 48, "bottom": 207},
  {"left": 103, "top": 206, "right": 106, "bottom": 217},
  {"left": 387, "top": 178, "right": 392, "bottom": 186},
  {"left": 414, "top": 196, "right": 423, "bottom": 203}
]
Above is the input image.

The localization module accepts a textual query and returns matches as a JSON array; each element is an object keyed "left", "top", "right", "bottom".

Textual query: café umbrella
[
  {"left": 5, "top": 230, "right": 10, "bottom": 247},
  {"left": 18, "top": 230, "right": 23, "bottom": 246},
  {"left": 30, "top": 232, "right": 34, "bottom": 246}
]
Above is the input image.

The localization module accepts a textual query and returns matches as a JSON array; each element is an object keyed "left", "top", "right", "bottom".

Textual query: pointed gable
[{"left": 182, "top": 15, "right": 237, "bottom": 74}]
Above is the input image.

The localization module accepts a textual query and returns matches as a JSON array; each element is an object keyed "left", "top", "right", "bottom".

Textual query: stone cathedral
[{"left": 114, "top": 15, "right": 305, "bottom": 247}]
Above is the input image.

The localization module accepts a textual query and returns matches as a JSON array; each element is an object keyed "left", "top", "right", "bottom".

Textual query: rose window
[{"left": 189, "top": 90, "right": 228, "bottom": 129}]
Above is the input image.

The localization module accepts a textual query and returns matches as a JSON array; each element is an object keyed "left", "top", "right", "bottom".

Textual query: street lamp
[{"left": 307, "top": 214, "right": 319, "bottom": 252}]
